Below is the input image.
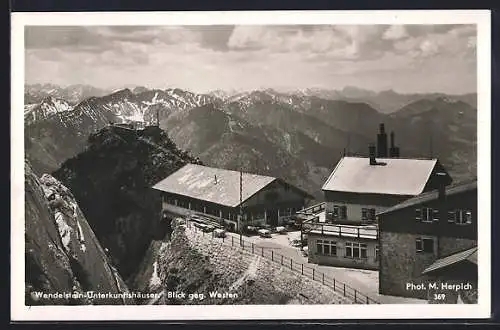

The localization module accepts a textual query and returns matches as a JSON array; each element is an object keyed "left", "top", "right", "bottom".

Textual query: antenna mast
[
  {"left": 347, "top": 133, "right": 351, "bottom": 156},
  {"left": 239, "top": 169, "right": 243, "bottom": 245}
]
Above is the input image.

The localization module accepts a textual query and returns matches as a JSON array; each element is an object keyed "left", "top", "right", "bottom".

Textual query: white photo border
[{"left": 11, "top": 9, "right": 491, "bottom": 321}]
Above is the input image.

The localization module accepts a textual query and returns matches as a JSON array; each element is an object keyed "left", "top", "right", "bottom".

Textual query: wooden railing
[
  {"left": 296, "top": 202, "right": 326, "bottom": 216},
  {"left": 303, "top": 221, "right": 378, "bottom": 240}
]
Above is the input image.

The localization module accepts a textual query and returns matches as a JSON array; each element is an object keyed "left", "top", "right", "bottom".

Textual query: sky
[{"left": 24, "top": 24, "right": 477, "bottom": 94}]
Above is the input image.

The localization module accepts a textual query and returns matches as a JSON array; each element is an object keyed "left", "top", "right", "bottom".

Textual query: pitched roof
[
  {"left": 152, "top": 164, "right": 303, "bottom": 207},
  {"left": 421, "top": 246, "right": 478, "bottom": 275},
  {"left": 377, "top": 179, "right": 477, "bottom": 216},
  {"left": 322, "top": 156, "right": 438, "bottom": 196}
]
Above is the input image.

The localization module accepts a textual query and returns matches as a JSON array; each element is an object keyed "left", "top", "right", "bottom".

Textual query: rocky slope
[
  {"left": 161, "top": 103, "right": 336, "bottom": 198},
  {"left": 24, "top": 96, "right": 73, "bottom": 125},
  {"left": 388, "top": 97, "right": 477, "bottom": 182},
  {"left": 25, "top": 161, "right": 133, "bottom": 305},
  {"left": 132, "top": 219, "right": 352, "bottom": 305},
  {"left": 53, "top": 125, "right": 202, "bottom": 279},
  {"left": 25, "top": 87, "right": 215, "bottom": 175}
]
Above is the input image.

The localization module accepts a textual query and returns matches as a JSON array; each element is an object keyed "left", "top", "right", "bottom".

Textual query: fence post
[
  {"left": 301, "top": 264, "right": 303, "bottom": 275},
  {"left": 322, "top": 273, "right": 325, "bottom": 285},
  {"left": 333, "top": 278, "right": 336, "bottom": 290},
  {"left": 271, "top": 250, "right": 273, "bottom": 260},
  {"left": 366, "top": 296, "right": 369, "bottom": 304},
  {"left": 232, "top": 236, "right": 234, "bottom": 246},
  {"left": 312, "top": 268, "right": 315, "bottom": 280},
  {"left": 290, "top": 259, "right": 293, "bottom": 270},
  {"left": 343, "top": 284, "right": 346, "bottom": 296},
  {"left": 354, "top": 290, "right": 357, "bottom": 303},
  {"left": 252, "top": 243, "right": 254, "bottom": 254},
  {"left": 281, "top": 255, "right": 283, "bottom": 265},
  {"left": 242, "top": 240, "right": 244, "bottom": 249}
]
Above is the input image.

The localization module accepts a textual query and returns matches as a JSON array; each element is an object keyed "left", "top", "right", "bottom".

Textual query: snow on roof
[
  {"left": 421, "top": 246, "right": 477, "bottom": 275},
  {"left": 322, "top": 156, "right": 438, "bottom": 196},
  {"left": 152, "top": 164, "right": 278, "bottom": 207}
]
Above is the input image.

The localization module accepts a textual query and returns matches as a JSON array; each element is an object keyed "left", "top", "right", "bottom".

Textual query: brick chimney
[
  {"left": 369, "top": 144, "right": 377, "bottom": 165},
  {"left": 389, "top": 131, "right": 400, "bottom": 158},
  {"left": 436, "top": 172, "right": 447, "bottom": 204},
  {"left": 377, "top": 123, "right": 388, "bottom": 158}
]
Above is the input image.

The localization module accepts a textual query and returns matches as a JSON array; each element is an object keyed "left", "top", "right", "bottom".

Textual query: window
[
  {"left": 416, "top": 237, "right": 434, "bottom": 253},
  {"left": 416, "top": 208, "right": 439, "bottom": 223},
  {"left": 317, "top": 240, "right": 337, "bottom": 256},
  {"left": 332, "top": 205, "right": 347, "bottom": 220},
  {"left": 345, "top": 242, "right": 367, "bottom": 259},
  {"left": 375, "top": 245, "right": 380, "bottom": 261},
  {"left": 177, "top": 199, "right": 189, "bottom": 209},
  {"left": 448, "top": 210, "right": 473, "bottom": 225},
  {"left": 362, "top": 208, "right": 376, "bottom": 222}
]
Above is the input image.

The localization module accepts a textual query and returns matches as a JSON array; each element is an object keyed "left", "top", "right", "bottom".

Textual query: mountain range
[{"left": 24, "top": 84, "right": 477, "bottom": 197}]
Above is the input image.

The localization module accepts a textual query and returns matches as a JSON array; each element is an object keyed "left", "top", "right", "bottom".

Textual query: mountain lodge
[
  {"left": 152, "top": 164, "right": 314, "bottom": 231},
  {"left": 303, "top": 124, "right": 453, "bottom": 270}
]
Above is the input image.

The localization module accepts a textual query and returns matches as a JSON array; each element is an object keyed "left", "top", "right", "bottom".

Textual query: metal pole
[
  {"left": 300, "top": 219, "right": 304, "bottom": 251},
  {"left": 239, "top": 169, "right": 243, "bottom": 246}
]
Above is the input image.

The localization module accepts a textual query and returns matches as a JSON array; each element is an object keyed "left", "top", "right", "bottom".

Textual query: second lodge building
[{"left": 152, "top": 164, "right": 314, "bottom": 230}]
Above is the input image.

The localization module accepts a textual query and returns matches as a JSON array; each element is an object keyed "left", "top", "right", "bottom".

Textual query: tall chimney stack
[
  {"left": 436, "top": 172, "right": 447, "bottom": 203},
  {"left": 369, "top": 144, "right": 377, "bottom": 165},
  {"left": 377, "top": 123, "right": 388, "bottom": 158},
  {"left": 389, "top": 131, "right": 400, "bottom": 158}
]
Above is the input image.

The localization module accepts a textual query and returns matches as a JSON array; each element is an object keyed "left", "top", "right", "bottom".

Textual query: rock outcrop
[
  {"left": 53, "top": 125, "right": 202, "bottom": 279},
  {"left": 25, "top": 161, "right": 133, "bottom": 305}
]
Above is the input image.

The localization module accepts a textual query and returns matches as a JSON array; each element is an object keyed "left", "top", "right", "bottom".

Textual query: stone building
[
  {"left": 377, "top": 180, "right": 477, "bottom": 299},
  {"left": 152, "top": 164, "right": 314, "bottom": 231},
  {"left": 304, "top": 123, "right": 453, "bottom": 270}
]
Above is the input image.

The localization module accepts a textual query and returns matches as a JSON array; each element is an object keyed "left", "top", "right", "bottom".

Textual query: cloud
[
  {"left": 25, "top": 26, "right": 108, "bottom": 52},
  {"left": 24, "top": 24, "right": 477, "bottom": 94}
]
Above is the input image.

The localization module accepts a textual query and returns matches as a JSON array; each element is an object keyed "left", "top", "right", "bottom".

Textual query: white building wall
[{"left": 325, "top": 201, "right": 389, "bottom": 223}]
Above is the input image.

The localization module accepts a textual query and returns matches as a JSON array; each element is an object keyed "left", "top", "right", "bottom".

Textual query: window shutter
[
  {"left": 415, "top": 208, "right": 421, "bottom": 221},
  {"left": 415, "top": 238, "right": 422, "bottom": 252},
  {"left": 361, "top": 208, "right": 367, "bottom": 220},
  {"left": 432, "top": 209, "right": 439, "bottom": 221},
  {"left": 448, "top": 211, "right": 456, "bottom": 223},
  {"left": 455, "top": 210, "right": 462, "bottom": 224},
  {"left": 341, "top": 206, "right": 347, "bottom": 219},
  {"left": 370, "top": 209, "right": 376, "bottom": 221},
  {"left": 465, "top": 211, "right": 472, "bottom": 224}
]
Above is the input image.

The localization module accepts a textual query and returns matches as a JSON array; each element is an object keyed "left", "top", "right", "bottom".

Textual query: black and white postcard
[{"left": 11, "top": 10, "right": 491, "bottom": 321}]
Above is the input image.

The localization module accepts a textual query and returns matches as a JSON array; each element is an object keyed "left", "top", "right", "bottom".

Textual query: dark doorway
[{"left": 267, "top": 209, "right": 278, "bottom": 226}]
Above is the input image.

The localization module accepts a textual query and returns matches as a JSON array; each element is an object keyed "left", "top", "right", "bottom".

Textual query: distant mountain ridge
[
  {"left": 25, "top": 83, "right": 112, "bottom": 106},
  {"left": 24, "top": 83, "right": 477, "bottom": 195},
  {"left": 292, "top": 86, "right": 477, "bottom": 114}
]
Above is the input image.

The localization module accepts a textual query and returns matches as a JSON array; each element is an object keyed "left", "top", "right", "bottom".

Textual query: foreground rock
[{"left": 25, "top": 161, "right": 133, "bottom": 305}]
